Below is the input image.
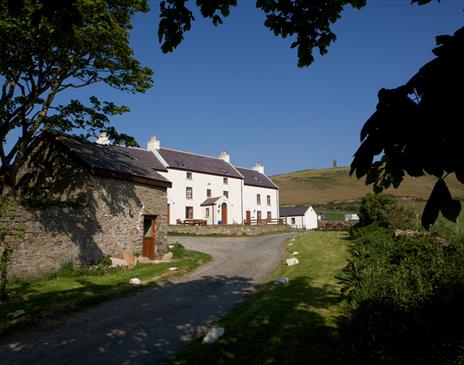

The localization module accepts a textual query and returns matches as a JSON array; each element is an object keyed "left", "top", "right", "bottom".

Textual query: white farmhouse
[
  {"left": 141, "top": 135, "right": 279, "bottom": 225},
  {"left": 280, "top": 205, "right": 318, "bottom": 230}
]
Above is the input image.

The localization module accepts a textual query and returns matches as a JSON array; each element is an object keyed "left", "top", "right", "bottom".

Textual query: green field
[
  {"left": 172, "top": 231, "right": 350, "bottom": 365},
  {"left": 271, "top": 167, "right": 464, "bottom": 211}
]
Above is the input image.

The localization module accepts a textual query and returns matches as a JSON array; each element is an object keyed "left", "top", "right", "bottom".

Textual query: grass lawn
[
  {"left": 0, "top": 248, "right": 210, "bottom": 331},
  {"left": 171, "top": 231, "right": 350, "bottom": 365},
  {"left": 318, "top": 210, "right": 353, "bottom": 221}
]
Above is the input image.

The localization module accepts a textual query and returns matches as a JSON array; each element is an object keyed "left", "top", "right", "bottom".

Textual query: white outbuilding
[{"left": 280, "top": 205, "right": 318, "bottom": 230}]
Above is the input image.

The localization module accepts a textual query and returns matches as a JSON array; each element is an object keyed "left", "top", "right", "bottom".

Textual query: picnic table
[{"left": 178, "top": 219, "right": 207, "bottom": 226}]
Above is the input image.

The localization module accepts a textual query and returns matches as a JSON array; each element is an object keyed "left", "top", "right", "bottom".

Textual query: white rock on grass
[
  {"left": 129, "top": 278, "right": 141, "bottom": 285},
  {"left": 202, "top": 327, "right": 225, "bottom": 344},
  {"left": 288, "top": 243, "right": 293, "bottom": 246},
  {"left": 168, "top": 244, "right": 175, "bottom": 249},
  {"left": 274, "top": 276, "right": 289, "bottom": 285},
  {"left": 168, "top": 267, "right": 178, "bottom": 271},
  {"left": 286, "top": 258, "right": 299, "bottom": 266},
  {"left": 292, "top": 251, "right": 299, "bottom": 256},
  {"left": 7, "top": 309, "right": 26, "bottom": 321}
]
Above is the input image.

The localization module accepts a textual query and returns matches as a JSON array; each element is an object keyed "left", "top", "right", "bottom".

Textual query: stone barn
[{"left": 1, "top": 132, "right": 171, "bottom": 278}]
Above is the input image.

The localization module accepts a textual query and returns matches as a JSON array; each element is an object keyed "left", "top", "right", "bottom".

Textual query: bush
[
  {"left": 169, "top": 243, "right": 186, "bottom": 258},
  {"left": 339, "top": 223, "right": 464, "bottom": 364}
]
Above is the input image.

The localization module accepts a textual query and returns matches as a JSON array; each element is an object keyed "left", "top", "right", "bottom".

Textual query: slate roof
[
  {"left": 235, "top": 167, "right": 278, "bottom": 189},
  {"left": 200, "top": 197, "right": 222, "bottom": 206},
  {"left": 52, "top": 133, "right": 171, "bottom": 187},
  {"left": 280, "top": 206, "right": 311, "bottom": 217},
  {"left": 158, "top": 148, "right": 243, "bottom": 179}
]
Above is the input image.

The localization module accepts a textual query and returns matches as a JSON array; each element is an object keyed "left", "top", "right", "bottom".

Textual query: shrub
[
  {"left": 169, "top": 243, "right": 186, "bottom": 258},
  {"left": 99, "top": 255, "right": 112, "bottom": 267},
  {"left": 339, "top": 223, "right": 464, "bottom": 364}
]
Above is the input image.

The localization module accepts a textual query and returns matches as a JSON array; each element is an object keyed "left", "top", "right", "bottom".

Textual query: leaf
[{"left": 421, "top": 179, "right": 461, "bottom": 228}]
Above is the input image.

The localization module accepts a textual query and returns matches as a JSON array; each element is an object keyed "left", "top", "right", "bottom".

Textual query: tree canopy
[
  {"left": 350, "top": 26, "right": 464, "bottom": 228},
  {"left": 0, "top": 0, "right": 153, "bottom": 193},
  {"left": 158, "top": 0, "right": 366, "bottom": 67}
]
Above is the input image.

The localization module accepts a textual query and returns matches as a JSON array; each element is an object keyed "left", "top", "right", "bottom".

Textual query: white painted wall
[
  {"left": 160, "top": 168, "right": 243, "bottom": 224},
  {"left": 282, "top": 206, "right": 318, "bottom": 230},
  {"left": 242, "top": 185, "right": 279, "bottom": 223}
]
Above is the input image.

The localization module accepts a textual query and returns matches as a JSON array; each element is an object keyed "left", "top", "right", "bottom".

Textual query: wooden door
[
  {"left": 246, "top": 211, "right": 251, "bottom": 224},
  {"left": 221, "top": 202, "right": 227, "bottom": 224},
  {"left": 143, "top": 216, "right": 156, "bottom": 260}
]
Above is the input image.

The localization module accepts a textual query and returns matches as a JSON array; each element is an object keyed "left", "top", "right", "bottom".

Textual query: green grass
[
  {"left": 0, "top": 249, "right": 211, "bottom": 330},
  {"left": 171, "top": 231, "right": 350, "bottom": 365},
  {"left": 318, "top": 210, "right": 354, "bottom": 221}
]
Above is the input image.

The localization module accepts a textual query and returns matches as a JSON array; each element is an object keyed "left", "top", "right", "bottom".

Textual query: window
[
  {"left": 223, "top": 191, "right": 229, "bottom": 198},
  {"left": 207, "top": 189, "right": 212, "bottom": 198},
  {"left": 257, "top": 211, "right": 262, "bottom": 220},
  {"left": 267, "top": 212, "right": 272, "bottom": 221},
  {"left": 205, "top": 208, "right": 210, "bottom": 217},
  {"left": 186, "top": 187, "right": 193, "bottom": 199},
  {"left": 186, "top": 172, "right": 192, "bottom": 180},
  {"left": 291, "top": 217, "right": 296, "bottom": 225},
  {"left": 223, "top": 177, "right": 228, "bottom": 184},
  {"left": 257, "top": 194, "right": 261, "bottom": 205},
  {"left": 185, "top": 206, "right": 194, "bottom": 219},
  {"left": 267, "top": 195, "right": 271, "bottom": 205}
]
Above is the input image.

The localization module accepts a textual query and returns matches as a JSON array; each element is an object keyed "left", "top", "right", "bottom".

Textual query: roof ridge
[{"left": 160, "top": 146, "right": 224, "bottom": 161}]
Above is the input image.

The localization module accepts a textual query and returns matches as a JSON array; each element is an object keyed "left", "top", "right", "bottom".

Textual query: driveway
[{"left": 0, "top": 233, "right": 293, "bottom": 365}]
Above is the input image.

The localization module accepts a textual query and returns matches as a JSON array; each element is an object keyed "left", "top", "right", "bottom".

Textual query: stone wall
[
  {"left": 1, "top": 176, "right": 168, "bottom": 278},
  {"left": 1, "top": 141, "right": 168, "bottom": 278},
  {"left": 167, "top": 224, "right": 289, "bottom": 236}
]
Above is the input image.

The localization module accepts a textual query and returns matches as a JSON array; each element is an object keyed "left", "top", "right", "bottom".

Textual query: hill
[{"left": 271, "top": 167, "right": 464, "bottom": 210}]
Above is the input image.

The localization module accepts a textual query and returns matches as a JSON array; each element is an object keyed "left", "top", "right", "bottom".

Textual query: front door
[
  {"left": 143, "top": 216, "right": 156, "bottom": 260},
  {"left": 221, "top": 202, "right": 228, "bottom": 224},
  {"left": 246, "top": 211, "right": 251, "bottom": 224}
]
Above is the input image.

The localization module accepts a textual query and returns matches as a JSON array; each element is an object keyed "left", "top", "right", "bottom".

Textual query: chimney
[
  {"left": 253, "top": 162, "right": 264, "bottom": 174},
  {"left": 147, "top": 136, "right": 160, "bottom": 152},
  {"left": 96, "top": 132, "right": 110, "bottom": 145},
  {"left": 218, "top": 150, "right": 230, "bottom": 163}
]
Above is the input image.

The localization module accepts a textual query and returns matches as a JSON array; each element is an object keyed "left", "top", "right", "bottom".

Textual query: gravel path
[{"left": 0, "top": 233, "right": 292, "bottom": 365}]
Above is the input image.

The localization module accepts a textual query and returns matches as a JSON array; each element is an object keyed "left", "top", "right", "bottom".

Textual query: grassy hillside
[{"left": 271, "top": 167, "right": 464, "bottom": 210}]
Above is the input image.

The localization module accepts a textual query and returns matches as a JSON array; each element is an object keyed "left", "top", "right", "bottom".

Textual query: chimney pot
[
  {"left": 96, "top": 132, "right": 110, "bottom": 145},
  {"left": 147, "top": 135, "right": 160, "bottom": 151}
]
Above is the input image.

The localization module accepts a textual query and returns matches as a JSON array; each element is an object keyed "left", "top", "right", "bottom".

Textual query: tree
[
  {"left": 0, "top": 0, "right": 153, "bottom": 194},
  {"left": 158, "top": 0, "right": 366, "bottom": 67},
  {"left": 350, "top": 26, "right": 464, "bottom": 228}
]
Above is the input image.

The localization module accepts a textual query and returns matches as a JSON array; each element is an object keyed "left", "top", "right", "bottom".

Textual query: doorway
[
  {"left": 143, "top": 216, "right": 157, "bottom": 260},
  {"left": 221, "top": 202, "right": 228, "bottom": 224},
  {"left": 246, "top": 210, "right": 251, "bottom": 224}
]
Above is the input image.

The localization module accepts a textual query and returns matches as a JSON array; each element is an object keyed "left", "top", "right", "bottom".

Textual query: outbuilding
[
  {"left": 280, "top": 205, "right": 318, "bottom": 230},
  {"left": 2, "top": 132, "right": 171, "bottom": 278}
]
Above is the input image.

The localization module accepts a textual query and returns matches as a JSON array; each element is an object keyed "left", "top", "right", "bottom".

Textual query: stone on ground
[
  {"left": 203, "top": 327, "right": 225, "bottom": 344},
  {"left": 286, "top": 258, "right": 299, "bottom": 266},
  {"left": 162, "top": 252, "right": 173, "bottom": 262},
  {"left": 7, "top": 309, "right": 26, "bottom": 321},
  {"left": 129, "top": 278, "right": 141, "bottom": 285},
  {"left": 111, "top": 258, "right": 128, "bottom": 267},
  {"left": 274, "top": 276, "right": 289, "bottom": 285}
]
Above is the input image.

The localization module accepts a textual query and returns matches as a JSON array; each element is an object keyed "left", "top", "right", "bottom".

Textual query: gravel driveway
[{"left": 0, "top": 233, "right": 293, "bottom": 365}]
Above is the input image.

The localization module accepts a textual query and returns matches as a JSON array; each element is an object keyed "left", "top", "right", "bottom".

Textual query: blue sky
[{"left": 8, "top": 0, "right": 464, "bottom": 176}]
